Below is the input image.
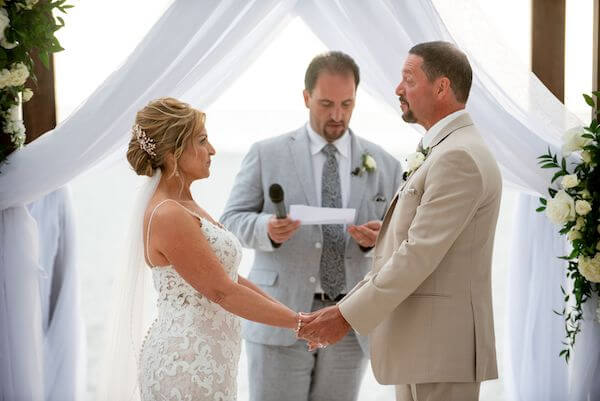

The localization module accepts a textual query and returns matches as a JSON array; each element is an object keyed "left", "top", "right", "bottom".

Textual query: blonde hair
[{"left": 127, "top": 97, "right": 206, "bottom": 177}]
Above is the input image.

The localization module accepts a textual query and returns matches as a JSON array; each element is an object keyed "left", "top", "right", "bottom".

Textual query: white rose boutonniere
[
  {"left": 351, "top": 152, "right": 377, "bottom": 176},
  {"left": 403, "top": 148, "right": 429, "bottom": 181}
]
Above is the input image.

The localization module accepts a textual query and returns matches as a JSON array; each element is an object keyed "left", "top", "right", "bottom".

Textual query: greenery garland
[{"left": 0, "top": 0, "right": 71, "bottom": 165}]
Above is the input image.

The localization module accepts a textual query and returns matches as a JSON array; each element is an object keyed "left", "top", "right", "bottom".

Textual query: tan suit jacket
[{"left": 339, "top": 113, "right": 502, "bottom": 385}]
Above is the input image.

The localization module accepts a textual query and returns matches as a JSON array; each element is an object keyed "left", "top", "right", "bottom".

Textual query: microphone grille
[{"left": 269, "top": 183, "right": 284, "bottom": 203}]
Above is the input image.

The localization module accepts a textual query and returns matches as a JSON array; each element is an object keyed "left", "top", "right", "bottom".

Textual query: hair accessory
[{"left": 133, "top": 124, "right": 157, "bottom": 158}]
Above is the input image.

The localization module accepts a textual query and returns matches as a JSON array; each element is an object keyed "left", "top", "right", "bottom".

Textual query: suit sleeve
[
  {"left": 338, "top": 148, "right": 484, "bottom": 335},
  {"left": 219, "top": 143, "right": 275, "bottom": 252}
]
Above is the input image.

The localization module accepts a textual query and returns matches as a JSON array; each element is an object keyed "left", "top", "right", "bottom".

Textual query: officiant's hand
[
  {"left": 267, "top": 215, "right": 301, "bottom": 244},
  {"left": 297, "top": 306, "right": 350, "bottom": 347},
  {"left": 348, "top": 220, "right": 381, "bottom": 248}
]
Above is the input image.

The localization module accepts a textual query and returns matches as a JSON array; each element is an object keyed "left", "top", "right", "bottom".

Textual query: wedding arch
[{"left": 0, "top": 1, "right": 596, "bottom": 400}]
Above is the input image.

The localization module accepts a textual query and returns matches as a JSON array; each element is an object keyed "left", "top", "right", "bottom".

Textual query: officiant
[{"left": 220, "top": 51, "right": 402, "bottom": 401}]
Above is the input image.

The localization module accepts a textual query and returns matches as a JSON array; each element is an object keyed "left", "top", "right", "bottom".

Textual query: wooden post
[
  {"left": 532, "top": 0, "right": 566, "bottom": 103},
  {"left": 22, "top": 51, "right": 56, "bottom": 144}
]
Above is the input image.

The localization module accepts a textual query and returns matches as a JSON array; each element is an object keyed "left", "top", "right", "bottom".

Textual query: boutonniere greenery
[
  {"left": 351, "top": 152, "right": 377, "bottom": 176},
  {"left": 403, "top": 147, "right": 430, "bottom": 181}
]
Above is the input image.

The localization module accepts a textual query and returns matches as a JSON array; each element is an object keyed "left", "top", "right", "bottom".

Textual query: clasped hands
[{"left": 295, "top": 305, "right": 351, "bottom": 351}]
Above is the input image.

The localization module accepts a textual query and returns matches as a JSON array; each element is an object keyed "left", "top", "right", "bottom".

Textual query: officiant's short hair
[
  {"left": 409, "top": 41, "right": 472, "bottom": 103},
  {"left": 304, "top": 51, "right": 360, "bottom": 94}
]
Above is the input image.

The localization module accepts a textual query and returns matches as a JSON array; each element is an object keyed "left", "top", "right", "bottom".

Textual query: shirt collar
[
  {"left": 422, "top": 109, "right": 467, "bottom": 149},
  {"left": 306, "top": 122, "right": 351, "bottom": 159}
]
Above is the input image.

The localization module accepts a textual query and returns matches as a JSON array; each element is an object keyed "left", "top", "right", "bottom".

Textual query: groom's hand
[
  {"left": 267, "top": 215, "right": 301, "bottom": 244},
  {"left": 297, "top": 305, "right": 351, "bottom": 346},
  {"left": 348, "top": 220, "right": 381, "bottom": 248}
]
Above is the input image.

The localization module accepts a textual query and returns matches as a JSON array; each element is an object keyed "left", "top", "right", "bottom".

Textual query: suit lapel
[
  {"left": 289, "top": 127, "right": 318, "bottom": 207},
  {"left": 347, "top": 130, "right": 367, "bottom": 211}
]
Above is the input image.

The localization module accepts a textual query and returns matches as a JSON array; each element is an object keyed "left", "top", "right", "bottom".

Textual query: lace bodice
[{"left": 139, "top": 216, "right": 243, "bottom": 401}]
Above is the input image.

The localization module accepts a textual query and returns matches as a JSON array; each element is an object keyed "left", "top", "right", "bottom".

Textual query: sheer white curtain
[
  {"left": 0, "top": 0, "right": 298, "bottom": 399},
  {"left": 0, "top": 0, "right": 596, "bottom": 399}
]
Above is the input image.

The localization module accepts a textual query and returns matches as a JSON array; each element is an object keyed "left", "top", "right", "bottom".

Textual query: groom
[
  {"left": 299, "top": 41, "right": 502, "bottom": 401},
  {"left": 220, "top": 51, "right": 402, "bottom": 401}
]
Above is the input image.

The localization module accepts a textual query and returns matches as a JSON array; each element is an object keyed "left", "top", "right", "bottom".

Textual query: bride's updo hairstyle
[{"left": 127, "top": 97, "right": 206, "bottom": 177}]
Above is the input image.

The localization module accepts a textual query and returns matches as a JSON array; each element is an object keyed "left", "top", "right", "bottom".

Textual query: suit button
[
  {"left": 309, "top": 276, "right": 316, "bottom": 283},
  {"left": 315, "top": 242, "right": 322, "bottom": 249}
]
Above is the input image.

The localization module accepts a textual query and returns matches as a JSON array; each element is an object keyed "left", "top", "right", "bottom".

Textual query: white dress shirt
[
  {"left": 422, "top": 109, "right": 468, "bottom": 149},
  {"left": 306, "top": 122, "right": 351, "bottom": 294}
]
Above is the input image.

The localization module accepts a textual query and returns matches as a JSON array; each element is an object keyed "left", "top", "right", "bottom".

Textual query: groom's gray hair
[
  {"left": 304, "top": 51, "right": 360, "bottom": 94},
  {"left": 409, "top": 41, "right": 472, "bottom": 103}
]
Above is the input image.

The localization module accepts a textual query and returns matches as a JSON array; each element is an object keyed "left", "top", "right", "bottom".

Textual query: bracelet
[{"left": 294, "top": 313, "right": 303, "bottom": 333}]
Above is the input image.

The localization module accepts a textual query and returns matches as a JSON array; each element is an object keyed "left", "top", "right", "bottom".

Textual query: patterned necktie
[{"left": 319, "top": 144, "right": 346, "bottom": 299}]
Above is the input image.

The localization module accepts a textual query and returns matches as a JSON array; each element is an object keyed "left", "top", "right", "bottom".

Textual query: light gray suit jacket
[{"left": 220, "top": 125, "right": 403, "bottom": 350}]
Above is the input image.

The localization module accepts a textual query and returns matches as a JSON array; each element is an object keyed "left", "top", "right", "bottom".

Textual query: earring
[{"left": 174, "top": 169, "right": 180, "bottom": 177}]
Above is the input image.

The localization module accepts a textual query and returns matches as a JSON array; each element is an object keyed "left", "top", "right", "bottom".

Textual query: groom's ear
[
  {"left": 435, "top": 77, "right": 451, "bottom": 99},
  {"left": 303, "top": 89, "right": 311, "bottom": 108}
]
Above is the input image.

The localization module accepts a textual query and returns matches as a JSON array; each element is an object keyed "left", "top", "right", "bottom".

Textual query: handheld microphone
[{"left": 269, "top": 184, "right": 287, "bottom": 219}]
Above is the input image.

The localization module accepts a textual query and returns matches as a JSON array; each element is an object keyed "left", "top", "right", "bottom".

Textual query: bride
[{"left": 116, "top": 97, "right": 301, "bottom": 401}]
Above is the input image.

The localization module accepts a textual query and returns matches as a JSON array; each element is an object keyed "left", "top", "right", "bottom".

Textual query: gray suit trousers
[{"left": 245, "top": 298, "right": 367, "bottom": 401}]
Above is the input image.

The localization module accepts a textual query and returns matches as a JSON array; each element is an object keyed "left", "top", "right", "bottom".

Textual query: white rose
[
  {"left": 364, "top": 154, "right": 377, "bottom": 170},
  {"left": 561, "top": 174, "right": 579, "bottom": 189},
  {"left": 545, "top": 190, "right": 576, "bottom": 225},
  {"left": 575, "top": 200, "right": 592, "bottom": 216},
  {"left": 562, "top": 126, "right": 593, "bottom": 156},
  {"left": 578, "top": 254, "right": 600, "bottom": 283},
  {"left": 22, "top": 88, "right": 32, "bottom": 102},
  {"left": 567, "top": 229, "right": 582, "bottom": 241},
  {"left": 8, "top": 63, "right": 29, "bottom": 86},
  {"left": 582, "top": 150, "right": 593, "bottom": 164},
  {"left": 574, "top": 217, "right": 585, "bottom": 231},
  {"left": 406, "top": 152, "right": 425, "bottom": 172}
]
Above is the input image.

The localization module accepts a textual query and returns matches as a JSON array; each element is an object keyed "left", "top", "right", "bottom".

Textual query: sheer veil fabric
[{"left": 96, "top": 170, "right": 161, "bottom": 401}]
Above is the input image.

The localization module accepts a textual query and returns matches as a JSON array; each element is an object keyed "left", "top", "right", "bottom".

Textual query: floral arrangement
[
  {"left": 537, "top": 92, "right": 600, "bottom": 363},
  {"left": 0, "top": 0, "right": 71, "bottom": 165}
]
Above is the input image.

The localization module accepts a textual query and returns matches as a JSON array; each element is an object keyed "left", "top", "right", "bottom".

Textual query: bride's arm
[
  {"left": 151, "top": 203, "right": 297, "bottom": 330},
  {"left": 237, "top": 276, "right": 280, "bottom": 304}
]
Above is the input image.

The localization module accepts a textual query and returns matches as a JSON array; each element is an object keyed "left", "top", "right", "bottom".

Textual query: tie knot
[{"left": 322, "top": 144, "right": 337, "bottom": 157}]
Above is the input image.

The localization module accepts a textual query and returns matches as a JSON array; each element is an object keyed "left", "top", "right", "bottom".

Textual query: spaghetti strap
[{"left": 145, "top": 199, "right": 203, "bottom": 267}]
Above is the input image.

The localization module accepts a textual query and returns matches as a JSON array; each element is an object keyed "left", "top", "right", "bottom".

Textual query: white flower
[
  {"left": 0, "top": 62, "right": 29, "bottom": 88},
  {"left": 545, "top": 190, "right": 576, "bottom": 225},
  {"left": 578, "top": 254, "right": 600, "bottom": 283},
  {"left": 574, "top": 217, "right": 585, "bottom": 231},
  {"left": 580, "top": 189, "right": 592, "bottom": 200},
  {"left": 3, "top": 105, "right": 25, "bottom": 148},
  {"left": 567, "top": 229, "right": 582, "bottom": 241},
  {"left": 364, "top": 154, "right": 377, "bottom": 171},
  {"left": 0, "top": 9, "right": 9, "bottom": 41},
  {"left": 406, "top": 152, "right": 425, "bottom": 172},
  {"left": 561, "top": 174, "right": 579, "bottom": 189},
  {"left": 575, "top": 200, "right": 592, "bottom": 216},
  {"left": 22, "top": 88, "right": 32, "bottom": 102},
  {"left": 16, "top": 0, "right": 38, "bottom": 10},
  {"left": 582, "top": 150, "right": 593, "bottom": 164},
  {"left": 562, "top": 126, "right": 593, "bottom": 156}
]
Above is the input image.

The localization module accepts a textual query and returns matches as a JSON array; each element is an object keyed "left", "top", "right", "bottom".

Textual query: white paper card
[{"left": 289, "top": 204, "right": 356, "bottom": 225}]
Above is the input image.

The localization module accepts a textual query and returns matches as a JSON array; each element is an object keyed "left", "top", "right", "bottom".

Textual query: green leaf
[
  {"left": 539, "top": 197, "right": 547, "bottom": 205},
  {"left": 536, "top": 206, "right": 546, "bottom": 212},
  {"left": 584, "top": 94, "right": 595, "bottom": 108},
  {"left": 541, "top": 163, "right": 558, "bottom": 169}
]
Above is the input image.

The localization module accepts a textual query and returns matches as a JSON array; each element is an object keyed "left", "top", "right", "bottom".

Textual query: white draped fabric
[
  {"left": 27, "top": 188, "right": 86, "bottom": 401},
  {"left": 0, "top": 0, "right": 596, "bottom": 399}
]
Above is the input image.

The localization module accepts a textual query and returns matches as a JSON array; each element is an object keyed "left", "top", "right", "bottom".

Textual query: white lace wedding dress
[{"left": 139, "top": 201, "right": 242, "bottom": 401}]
